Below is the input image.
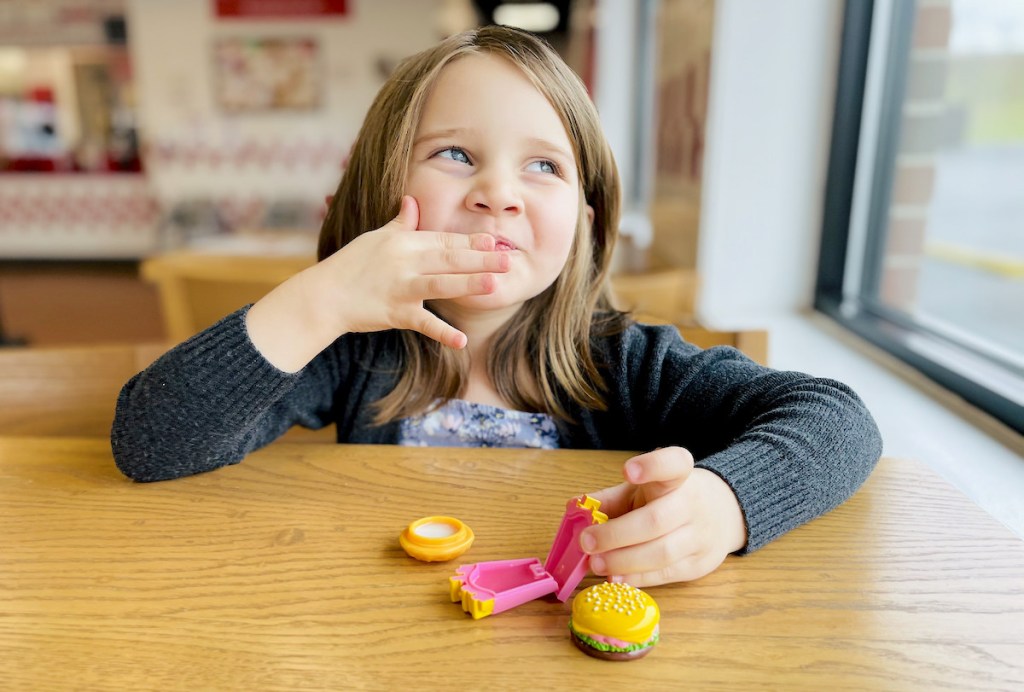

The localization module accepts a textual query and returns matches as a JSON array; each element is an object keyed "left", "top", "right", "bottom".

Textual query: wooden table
[{"left": 2, "top": 438, "right": 1022, "bottom": 690}]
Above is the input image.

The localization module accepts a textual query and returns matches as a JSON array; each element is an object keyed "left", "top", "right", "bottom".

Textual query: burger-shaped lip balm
[{"left": 569, "top": 582, "right": 660, "bottom": 661}]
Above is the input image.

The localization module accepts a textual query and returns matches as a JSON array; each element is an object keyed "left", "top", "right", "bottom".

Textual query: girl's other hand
[
  {"left": 579, "top": 447, "right": 748, "bottom": 587},
  {"left": 311, "top": 195, "right": 510, "bottom": 349}
]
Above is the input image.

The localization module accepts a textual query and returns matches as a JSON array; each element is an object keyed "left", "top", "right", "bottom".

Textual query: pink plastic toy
[
  {"left": 450, "top": 558, "right": 556, "bottom": 619},
  {"left": 449, "top": 495, "right": 608, "bottom": 619}
]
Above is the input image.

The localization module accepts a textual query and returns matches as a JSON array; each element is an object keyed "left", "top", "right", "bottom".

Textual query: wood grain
[{"left": 1, "top": 439, "right": 1022, "bottom": 690}]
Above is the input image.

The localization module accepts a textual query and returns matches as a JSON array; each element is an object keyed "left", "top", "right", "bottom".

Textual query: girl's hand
[
  {"left": 580, "top": 447, "right": 748, "bottom": 587},
  {"left": 247, "top": 195, "right": 509, "bottom": 372},
  {"left": 308, "top": 195, "right": 510, "bottom": 349}
]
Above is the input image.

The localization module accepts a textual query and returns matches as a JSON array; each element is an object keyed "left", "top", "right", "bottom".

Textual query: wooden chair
[
  {"left": 0, "top": 342, "right": 335, "bottom": 442},
  {"left": 141, "top": 254, "right": 768, "bottom": 365},
  {"left": 140, "top": 252, "right": 315, "bottom": 342},
  {"left": 675, "top": 325, "right": 768, "bottom": 364},
  {"left": 610, "top": 267, "right": 700, "bottom": 324},
  {"left": 0, "top": 342, "right": 168, "bottom": 437},
  {"left": 610, "top": 268, "right": 768, "bottom": 364}
]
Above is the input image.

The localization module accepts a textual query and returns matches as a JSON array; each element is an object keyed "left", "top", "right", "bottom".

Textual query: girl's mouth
[{"left": 494, "top": 236, "right": 516, "bottom": 251}]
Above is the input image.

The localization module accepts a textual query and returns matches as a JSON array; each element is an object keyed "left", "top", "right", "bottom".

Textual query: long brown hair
[{"left": 318, "top": 26, "right": 626, "bottom": 423}]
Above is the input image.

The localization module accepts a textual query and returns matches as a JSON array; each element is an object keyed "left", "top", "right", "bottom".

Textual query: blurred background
[{"left": 0, "top": 1, "right": 1020, "bottom": 530}]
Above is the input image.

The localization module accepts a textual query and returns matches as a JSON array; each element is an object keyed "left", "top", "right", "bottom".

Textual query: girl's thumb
[{"left": 394, "top": 195, "right": 419, "bottom": 230}]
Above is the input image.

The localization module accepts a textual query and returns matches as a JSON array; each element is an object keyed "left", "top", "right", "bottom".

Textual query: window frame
[{"left": 815, "top": 0, "right": 1024, "bottom": 434}]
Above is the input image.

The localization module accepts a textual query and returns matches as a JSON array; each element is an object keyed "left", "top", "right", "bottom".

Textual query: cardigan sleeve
[
  {"left": 111, "top": 306, "right": 342, "bottom": 482},
  {"left": 607, "top": 324, "right": 883, "bottom": 553}
]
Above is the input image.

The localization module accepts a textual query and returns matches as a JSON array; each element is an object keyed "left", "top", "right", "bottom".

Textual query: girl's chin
[{"left": 433, "top": 276, "right": 556, "bottom": 315}]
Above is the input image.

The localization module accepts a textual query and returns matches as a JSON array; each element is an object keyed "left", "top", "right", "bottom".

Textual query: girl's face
[{"left": 405, "top": 53, "right": 582, "bottom": 317}]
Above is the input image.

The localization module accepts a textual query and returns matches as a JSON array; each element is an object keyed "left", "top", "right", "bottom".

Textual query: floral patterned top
[{"left": 398, "top": 399, "right": 560, "bottom": 449}]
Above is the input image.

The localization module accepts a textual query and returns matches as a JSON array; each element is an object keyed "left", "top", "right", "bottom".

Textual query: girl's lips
[{"left": 494, "top": 235, "right": 516, "bottom": 251}]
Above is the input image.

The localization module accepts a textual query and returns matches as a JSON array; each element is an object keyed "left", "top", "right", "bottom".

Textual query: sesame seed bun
[{"left": 568, "top": 582, "right": 660, "bottom": 661}]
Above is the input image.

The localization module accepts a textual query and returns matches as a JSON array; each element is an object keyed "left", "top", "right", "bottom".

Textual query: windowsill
[{"left": 759, "top": 308, "right": 1024, "bottom": 539}]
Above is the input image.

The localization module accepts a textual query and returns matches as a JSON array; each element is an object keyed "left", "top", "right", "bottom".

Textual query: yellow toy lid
[{"left": 400, "top": 515, "right": 475, "bottom": 562}]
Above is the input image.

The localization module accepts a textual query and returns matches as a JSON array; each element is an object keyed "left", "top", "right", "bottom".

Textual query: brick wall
[{"left": 879, "top": 0, "right": 952, "bottom": 309}]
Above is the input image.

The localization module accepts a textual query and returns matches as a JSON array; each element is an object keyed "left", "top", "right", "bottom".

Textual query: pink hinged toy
[
  {"left": 449, "top": 494, "right": 607, "bottom": 619},
  {"left": 449, "top": 558, "right": 556, "bottom": 619}
]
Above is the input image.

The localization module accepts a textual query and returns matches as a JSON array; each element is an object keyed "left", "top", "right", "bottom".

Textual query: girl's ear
[{"left": 585, "top": 204, "right": 595, "bottom": 228}]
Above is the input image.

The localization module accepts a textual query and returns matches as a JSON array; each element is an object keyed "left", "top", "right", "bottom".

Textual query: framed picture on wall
[{"left": 213, "top": 36, "right": 320, "bottom": 112}]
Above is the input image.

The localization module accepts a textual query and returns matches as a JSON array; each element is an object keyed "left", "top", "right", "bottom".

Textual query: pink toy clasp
[
  {"left": 544, "top": 495, "right": 608, "bottom": 601},
  {"left": 450, "top": 558, "right": 557, "bottom": 619},
  {"left": 449, "top": 494, "right": 607, "bottom": 618}
]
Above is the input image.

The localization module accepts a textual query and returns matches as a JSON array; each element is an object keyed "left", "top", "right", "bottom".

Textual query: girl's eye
[
  {"left": 526, "top": 159, "right": 559, "bottom": 175},
  {"left": 436, "top": 147, "right": 471, "bottom": 165}
]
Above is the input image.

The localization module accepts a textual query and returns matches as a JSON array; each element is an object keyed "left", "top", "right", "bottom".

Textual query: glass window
[{"left": 817, "top": 0, "right": 1023, "bottom": 433}]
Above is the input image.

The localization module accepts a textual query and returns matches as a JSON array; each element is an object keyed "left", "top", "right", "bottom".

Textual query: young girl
[{"left": 113, "top": 26, "right": 882, "bottom": 587}]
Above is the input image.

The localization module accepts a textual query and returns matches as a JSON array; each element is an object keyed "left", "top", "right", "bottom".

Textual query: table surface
[{"left": 2, "top": 438, "right": 1022, "bottom": 690}]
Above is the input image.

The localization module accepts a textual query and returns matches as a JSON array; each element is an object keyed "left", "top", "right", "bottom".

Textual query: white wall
[
  {"left": 592, "top": 0, "right": 654, "bottom": 261},
  {"left": 697, "top": 0, "right": 844, "bottom": 327},
  {"left": 126, "top": 0, "right": 442, "bottom": 203}
]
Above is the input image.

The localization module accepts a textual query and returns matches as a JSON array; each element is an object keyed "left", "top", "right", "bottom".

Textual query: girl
[{"left": 113, "top": 26, "right": 882, "bottom": 587}]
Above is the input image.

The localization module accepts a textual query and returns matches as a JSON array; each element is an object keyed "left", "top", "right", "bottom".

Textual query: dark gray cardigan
[{"left": 111, "top": 306, "right": 882, "bottom": 553}]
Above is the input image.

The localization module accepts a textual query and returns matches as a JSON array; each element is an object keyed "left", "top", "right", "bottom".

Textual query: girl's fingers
[
  {"left": 579, "top": 448, "right": 695, "bottom": 553},
  {"left": 588, "top": 526, "right": 700, "bottom": 579},
  {"left": 588, "top": 448, "right": 695, "bottom": 516},
  {"left": 582, "top": 493, "right": 689, "bottom": 555},
  {"left": 391, "top": 195, "right": 420, "bottom": 231},
  {"left": 382, "top": 228, "right": 506, "bottom": 275},
  {"left": 585, "top": 482, "right": 635, "bottom": 519},
  {"left": 400, "top": 308, "right": 467, "bottom": 349},
  {"left": 410, "top": 273, "right": 498, "bottom": 300},
  {"left": 466, "top": 233, "right": 497, "bottom": 251},
  {"left": 608, "top": 550, "right": 726, "bottom": 588},
  {"left": 622, "top": 447, "right": 694, "bottom": 497},
  {"left": 420, "top": 247, "right": 510, "bottom": 275},
  {"left": 400, "top": 228, "right": 496, "bottom": 252}
]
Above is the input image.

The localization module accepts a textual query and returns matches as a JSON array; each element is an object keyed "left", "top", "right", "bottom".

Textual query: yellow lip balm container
[{"left": 400, "top": 516, "right": 475, "bottom": 562}]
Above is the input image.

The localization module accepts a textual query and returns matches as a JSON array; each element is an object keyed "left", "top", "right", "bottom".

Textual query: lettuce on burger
[{"left": 569, "top": 582, "right": 660, "bottom": 661}]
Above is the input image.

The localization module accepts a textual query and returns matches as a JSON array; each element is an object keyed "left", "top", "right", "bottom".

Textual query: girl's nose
[{"left": 466, "top": 173, "right": 522, "bottom": 216}]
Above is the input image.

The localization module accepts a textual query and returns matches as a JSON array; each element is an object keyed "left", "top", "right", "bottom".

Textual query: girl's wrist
[
  {"left": 300, "top": 259, "right": 355, "bottom": 341},
  {"left": 693, "top": 469, "right": 748, "bottom": 554},
  {"left": 247, "top": 265, "right": 346, "bottom": 372},
  {"left": 286, "top": 261, "right": 353, "bottom": 351}
]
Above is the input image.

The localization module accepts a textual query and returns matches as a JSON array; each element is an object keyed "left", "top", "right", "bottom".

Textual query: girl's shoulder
[
  {"left": 591, "top": 318, "right": 764, "bottom": 381},
  {"left": 592, "top": 318, "right": 699, "bottom": 359}
]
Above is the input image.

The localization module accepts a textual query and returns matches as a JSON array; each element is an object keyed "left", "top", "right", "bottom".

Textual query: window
[{"left": 817, "top": 0, "right": 1023, "bottom": 434}]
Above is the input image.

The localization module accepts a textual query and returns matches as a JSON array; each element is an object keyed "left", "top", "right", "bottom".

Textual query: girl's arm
[
  {"left": 111, "top": 306, "right": 342, "bottom": 482},
  {"left": 581, "top": 324, "right": 883, "bottom": 585},
  {"left": 112, "top": 196, "right": 508, "bottom": 481}
]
